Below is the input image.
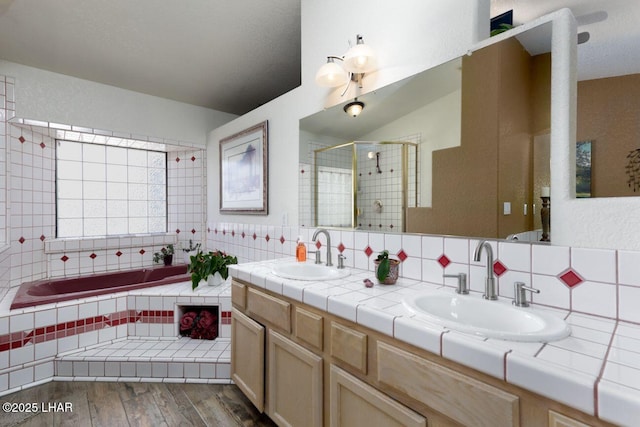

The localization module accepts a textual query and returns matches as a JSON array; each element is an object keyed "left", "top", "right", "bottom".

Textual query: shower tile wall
[
  {"left": 356, "top": 144, "right": 404, "bottom": 232},
  {"left": 0, "top": 76, "right": 14, "bottom": 302}
]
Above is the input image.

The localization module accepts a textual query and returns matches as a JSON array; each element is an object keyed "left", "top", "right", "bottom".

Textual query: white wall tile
[
  {"left": 532, "top": 244, "right": 570, "bottom": 276},
  {"left": 572, "top": 281, "right": 617, "bottom": 318},
  {"left": 571, "top": 247, "right": 616, "bottom": 284}
]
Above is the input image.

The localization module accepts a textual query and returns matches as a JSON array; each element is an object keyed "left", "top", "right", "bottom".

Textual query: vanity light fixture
[
  {"left": 344, "top": 99, "right": 365, "bottom": 117},
  {"left": 315, "top": 34, "right": 377, "bottom": 95}
]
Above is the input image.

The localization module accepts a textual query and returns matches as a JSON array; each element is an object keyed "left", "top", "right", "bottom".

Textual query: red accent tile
[
  {"left": 559, "top": 269, "right": 584, "bottom": 288},
  {"left": 175, "top": 157, "right": 180, "bottom": 162},
  {"left": 222, "top": 230, "right": 226, "bottom": 235},
  {"left": 493, "top": 260, "right": 507, "bottom": 277},
  {"left": 364, "top": 246, "right": 373, "bottom": 257},
  {"left": 280, "top": 235, "right": 285, "bottom": 244},
  {"left": 438, "top": 255, "right": 451, "bottom": 268},
  {"left": 338, "top": 243, "right": 345, "bottom": 253},
  {"left": 18, "top": 237, "right": 25, "bottom": 244},
  {"left": 231, "top": 230, "right": 235, "bottom": 237},
  {"left": 40, "top": 142, "right": 46, "bottom": 149},
  {"left": 176, "top": 229, "right": 181, "bottom": 234},
  {"left": 300, "top": 169, "right": 305, "bottom": 174},
  {"left": 40, "top": 235, "right": 46, "bottom": 241},
  {"left": 252, "top": 233, "right": 257, "bottom": 240},
  {"left": 139, "top": 249, "right": 145, "bottom": 255},
  {"left": 191, "top": 156, "right": 196, "bottom": 161},
  {"left": 191, "top": 228, "right": 196, "bottom": 234},
  {"left": 89, "top": 253, "right": 97, "bottom": 259},
  {"left": 397, "top": 250, "right": 408, "bottom": 262},
  {"left": 116, "top": 251, "right": 123, "bottom": 257},
  {"left": 265, "top": 234, "right": 270, "bottom": 242},
  {"left": 61, "top": 255, "right": 69, "bottom": 262},
  {"left": 19, "top": 136, "right": 25, "bottom": 143}
]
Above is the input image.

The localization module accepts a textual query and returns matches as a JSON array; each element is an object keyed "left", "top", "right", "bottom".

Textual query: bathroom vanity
[{"left": 229, "top": 261, "right": 617, "bottom": 427}]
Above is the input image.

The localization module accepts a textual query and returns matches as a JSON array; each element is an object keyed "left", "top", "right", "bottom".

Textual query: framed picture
[
  {"left": 576, "top": 140, "right": 592, "bottom": 198},
  {"left": 219, "top": 121, "right": 268, "bottom": 214}
]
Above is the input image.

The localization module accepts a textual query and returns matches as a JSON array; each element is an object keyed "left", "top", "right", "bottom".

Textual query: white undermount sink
[
  {"left": 272, "top": 262, "right": 350, "bottom": 281},
  {"left": 403, "top": 292, "right": 570, "bottom": 342}
]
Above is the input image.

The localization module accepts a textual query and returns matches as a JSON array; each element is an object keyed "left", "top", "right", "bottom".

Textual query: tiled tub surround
[
  {"left": 230, "top": 259, "right": 640, "bottom": 427},
  {"left": 0, "top": 279, "right": 232, "bottom": 397}
]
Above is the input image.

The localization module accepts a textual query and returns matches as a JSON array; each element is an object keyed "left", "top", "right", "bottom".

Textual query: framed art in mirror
[{"left": 220, "top": 120, "right": 269, "bottom": 214}]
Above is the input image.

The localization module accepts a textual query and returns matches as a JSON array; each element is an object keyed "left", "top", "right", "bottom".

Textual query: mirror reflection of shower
[{"left": 310, "top": 139, "right": 419, "bottom": 232}]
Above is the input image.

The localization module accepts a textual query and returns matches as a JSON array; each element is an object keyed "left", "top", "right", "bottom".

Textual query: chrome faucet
[
  {"left": 473, "top": 240, "right": 498, "bottom": 300},
  {"left": 312, "top": 228, "right": 332, "bottom": 266}
]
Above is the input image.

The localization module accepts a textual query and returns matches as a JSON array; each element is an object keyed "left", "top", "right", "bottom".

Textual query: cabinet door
[
  {"left": 231, "top": 308, "right": 265, "bottom": 412},
  {"left": 548, "top": 410, "right": 591, "bottom": 427},
  {"left": 330, "top": 365, "right": 427, "bottom": 427},
  {"left": 268, "top": 329, "right": 323, "bottom": 427}
]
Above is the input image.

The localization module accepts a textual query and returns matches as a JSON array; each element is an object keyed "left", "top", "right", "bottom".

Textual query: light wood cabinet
[
  {"left": 231, "top": 278, "right": 615, "bottom": 427},
  {"left": 268, "top": 329, "right": 323, "bottom": 427},
  {"left": 231, "top": 308, "right": 265, "bottom": 412},
  {"left": 548, "top": 410, "right": 591, "bottom": 427},
  {"left": 330, "top": 364, "right": 426, "bottom": 427},
  {"left": 376, "top": 340, "right": 519, "bottom": 427}
]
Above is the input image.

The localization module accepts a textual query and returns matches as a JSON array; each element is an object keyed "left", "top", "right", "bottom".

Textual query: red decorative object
[
  {"left": 559, "top": 269, "right": 584, "bottom": 288},
  {"left": 19, "top": 136, "right": 25, "bottom": 143},
  {"left": 493, "top": 261, "right": 507, "bottom": 277},
  {"left": 338, "top": 243, "right": 346, "bottom": 253},
  {"left": 89, "top": 253, "right": 97, "bottom": 259},
  {"left": 364, "top": 246, "right": 373, "bottom": 257},
  {"left": 40, "top": 142, "right": 46, "bottom": 149},
  {"left": 397, "top": 250, "right": 408, "bottom": 262},
  {"left": 179, "top": 308, "right": 218, "bottom": 340},
  {"left": 18, "top": 237, "right": 25, "bottom": 244},
  {"left": 438, "top": 255, "right": 451, "bottom": 268}
]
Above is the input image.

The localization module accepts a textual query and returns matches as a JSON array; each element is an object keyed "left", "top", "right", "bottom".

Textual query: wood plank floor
[{"left": 0, "top": 382, "right": 277, "bottom": 427}]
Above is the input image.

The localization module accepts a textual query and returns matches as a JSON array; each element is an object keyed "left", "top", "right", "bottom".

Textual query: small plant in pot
[
  {"left": 181, "top": 239, "right": 201, "bottom": 265},
  {"left": 374, "top": 250, "right": 400, "bottom": 285},
  {"left": 153, "top": 244, "right": 175, "bottom": 266},
  {"left": 188, "top": 250, "right": 238, "bottom": 290}
]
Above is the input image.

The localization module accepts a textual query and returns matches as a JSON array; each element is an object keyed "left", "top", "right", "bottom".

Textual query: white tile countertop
[{"left": 230, "top": 258, "right": 640, "bottom": 427}]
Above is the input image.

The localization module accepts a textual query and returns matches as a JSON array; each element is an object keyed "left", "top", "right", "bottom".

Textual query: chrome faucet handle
[
  {"left": 337, "top": 254, "right": 346, "bottom": 269},
  {"left": 443, "top": 273, "right": 469, "bottom": 294},
  {"left": 308, "top": 250, "right": 322, "bottom": 264},
  {"left": 513, "top": 282, "right": 540, "bottom": 307}
]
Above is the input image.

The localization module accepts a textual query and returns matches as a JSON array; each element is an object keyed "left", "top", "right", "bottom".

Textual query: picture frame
[
  {"left": 219, "top": 121, "right": 268, "bottom": 214},
  {"left": 576, "top": 140, "right": 592, "bottom": 198}
]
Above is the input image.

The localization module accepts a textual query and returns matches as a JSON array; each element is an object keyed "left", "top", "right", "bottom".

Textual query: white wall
[
  {"left": 360, "top": 90, "right": 462, "bottom": 207},
  {"left": 0, "top": 60, "right": 236, "bottom": 146},
  {"left": 207, "top": 0, "right": 489, "bottom": 229}
]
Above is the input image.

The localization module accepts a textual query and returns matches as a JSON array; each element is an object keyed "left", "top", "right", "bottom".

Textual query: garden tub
[{"left": 11, "top": 264, "right": 189, "bottom": 310}]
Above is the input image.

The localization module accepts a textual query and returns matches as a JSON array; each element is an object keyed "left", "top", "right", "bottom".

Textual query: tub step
[{"left": 54, "top": 337, "right": 231, "bottom": 383}]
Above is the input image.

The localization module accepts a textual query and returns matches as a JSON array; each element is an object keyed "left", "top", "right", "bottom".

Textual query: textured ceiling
[
  {"left": 0, "top": 0, "right": 301, "bottom": 115},
  {"left": 491, "top": 0, "right": 640, "bottom": 81},
  {"left": 0, "top": 1, "right": 637, "bottom": 118}
]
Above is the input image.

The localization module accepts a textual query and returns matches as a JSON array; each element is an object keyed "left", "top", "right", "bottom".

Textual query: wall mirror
[
  {"left": 576, "top": 60, "right": 640, "bottom": 198},
  {"left": 299, "top": 22, "right": 553, "bottom": 242}
]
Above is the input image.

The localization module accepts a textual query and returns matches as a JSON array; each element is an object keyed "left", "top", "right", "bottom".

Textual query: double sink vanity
[{"left": 229, "top": 258, "right": 619, "bottom": 427}]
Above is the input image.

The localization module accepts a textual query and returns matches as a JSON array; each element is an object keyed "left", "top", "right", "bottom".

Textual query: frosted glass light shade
[
  {"left": 343, "top": 42, "right": 377, "bottom": 73},
  {"left": 315, "top": 59, "right": 349, "bottom": 87}
]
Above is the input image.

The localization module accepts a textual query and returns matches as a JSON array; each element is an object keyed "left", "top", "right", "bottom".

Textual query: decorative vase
[
  {"left": 374, "top": 259, "right": 400, "bottom": 285},
  {"left": 163, "top": 255, "right": 173, "bottom": 266},
  {"left": 207, "top": 272, "right": 225, "bottom": 287}
]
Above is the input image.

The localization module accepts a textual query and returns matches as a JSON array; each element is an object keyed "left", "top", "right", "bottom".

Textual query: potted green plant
[
  {"left": 188, "top": 250, "right": 238, "bottom": 290},
  {"left": 374, "top": 250, "right": 400, "bottom": 285},
  {"left": 181, "top": 239, "right": 201, "bottom": 265},
  {"left": 153, "top": 244, "right": 175, "bottom": 266}
]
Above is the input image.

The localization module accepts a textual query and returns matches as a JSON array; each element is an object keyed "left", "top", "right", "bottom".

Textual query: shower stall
[{"left": 313, "top": 140, "right": 418, "bottom": 232}]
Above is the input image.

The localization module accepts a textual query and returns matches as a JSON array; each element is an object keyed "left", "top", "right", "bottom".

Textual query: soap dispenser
[{"left": 296, "top": 236, "right": 307, "bottom": 262}]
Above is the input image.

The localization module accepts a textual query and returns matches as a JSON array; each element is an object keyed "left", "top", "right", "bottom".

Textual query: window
[{"left": 56, "top": 140, "right": 167, "bottom": 238}]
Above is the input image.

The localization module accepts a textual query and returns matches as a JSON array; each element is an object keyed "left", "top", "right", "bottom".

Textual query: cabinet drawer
[
  {"left": 330, "top": 322, "right": 367, "bottom": 374},
  {"left": 295, "top": 307, "right": 324, "bottom": 351},
  {"left": 376, "top": 341, "right": 519, "bottom": 427},
  {"left": 246, "top": 288, "right": 291, "bottom": 332},
  {"left": 231, "top": 280, "right": 247, "bottom": 310}
]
